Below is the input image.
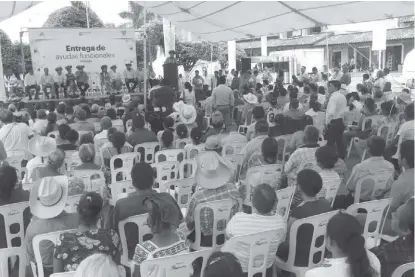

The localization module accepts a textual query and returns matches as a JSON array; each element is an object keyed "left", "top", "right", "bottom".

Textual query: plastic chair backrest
[
  {"left": 275, "top": 135, "right": 293, "bottom": 163},
  {"left": 179, "top": 159, "right": 197, "bottom": 179},
  {"left": 377, "top": 121, "right": 399, "bottom": 146},
  {"left": 222, "top": 154, "right": 244, "bottom": 180},
  {"left": 155, "top": 149, "right": 185, "bottom": 163},
  {"left": 361, "top": 115, "right": 384, "bottom": 131},
  {"left": 118, "top": 214, "right": 151, "bottom": 266},
  {"left": 70, "top": 170, "right": 105, "bottom": 196},
  {"left": 314, "top": 112, "right": 325, "bottom": 134},
  {"left": 134, "top": 142, "right": 160, "bottom": 163},
  {"left": 346, "top": 199, "right": 392, "bottom": 247},
  {"left": 222, "top": 141, "right": 247, "bottom": 156},
  {"left": 224, "top": 229, "right": 286, "bottom": 277},
  {"left": 323, "top": 179, "right": 341, "bottom": 207},
  {"left": 391, "top": 262, "right": 414, "bottom": 277},
  {"left": 49, "top": 272, "right": 75, "bottom": 277},
  {"left": 354, "top": 171, "right": 393, "bottom": 203},
  {"left": 0, "top": 247, "right": 26, "bottom": 277},
  {"left": 77, "top": 131, "right": 94, "bottom": 139},
  {"left": 276, "top": 186, "right": 296, "bottom": 221},
  {"left": 161, "top": 178, "right": 194, "bottom": 208},
  {"left": 245, "top": 165, "right": 283, "bottom": 205},
  {"left": 151, "top": 161, "right": 180, "bottom": 188},
  {"left": 194, "top": 199, "right": 235, "bottom": 250},
  {"left": 286, "top": 211, "right": 337, "bottom": 268},
  {"left": 175, "top": 138, "right": 192, "bottom": 149},
  {"left": 138, "top": 249, "right": 212, "bottom": 277},
  {"left": 63, "top": 150, "right": 81, "bottom": 173},
  {"left": 109, "top": 152, "right": 141, "bottom": 174},
  {"left": 110, "top": 180, "right": 134, "bottom": 204},
  {"left": 32, "top": 229, "right": 76, "bottom": 277},
  {"left": 186, "top": 144, "right": 206, "bottom": 160},
  {"left": 64, "top": 194, "right": 82, "bottom": 213},
  {"left": 6, "top": 155, "right": 28, "bottom": 181},
  {"left": 6, "top": 150, "right": 27, "bottom": 157},
  {"left": 0, "top": 201, "right": 29, "bottom": 248}
]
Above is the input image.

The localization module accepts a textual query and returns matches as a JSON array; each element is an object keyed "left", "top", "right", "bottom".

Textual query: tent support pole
[{"left": 143, "top": 3, "right": 147, "bottom": 110}]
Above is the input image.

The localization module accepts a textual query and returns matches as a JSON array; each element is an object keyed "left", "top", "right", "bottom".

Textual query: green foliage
[
  {"left": 118, "top": 2, "right": 157, "bottom": 29},
  {"left": 1, "top": 29, "right": 31, "bottom": 74},
  {"left": 43, "top": 1, "right": 104, "bottom": 28}
]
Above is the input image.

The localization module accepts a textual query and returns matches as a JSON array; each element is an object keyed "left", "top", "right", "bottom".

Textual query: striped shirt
[
  {"left": 317, "top": 169, "right": 341, "bottom": 198},
  {"left": 224, "top": 212, "right": 286, "bottom": 272},
  {"left": 284, "top": 144, "right": 320, "bottom": 187}
]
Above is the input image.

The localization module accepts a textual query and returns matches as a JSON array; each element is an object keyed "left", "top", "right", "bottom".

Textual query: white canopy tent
[
  {"left": 0, "top": 1, "right": 37, "bottom": 101},
  {"left": 138, "top": 1, "right": 414, "bottom": 42}
]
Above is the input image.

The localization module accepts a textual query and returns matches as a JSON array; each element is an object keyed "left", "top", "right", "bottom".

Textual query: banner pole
[{"left": 143, "top": 3, "right": 147, "bottom": 110}]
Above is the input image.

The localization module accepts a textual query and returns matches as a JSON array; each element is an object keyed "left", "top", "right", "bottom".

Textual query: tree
[
  {"left": 0, "top": 29, "right": 31, "bottom": 74},
  {"left": 118, "top": 2, "right": 157, "bottom": 29},
  {"left": 43, "top": 1, "right": 104, "bottom": 28}
]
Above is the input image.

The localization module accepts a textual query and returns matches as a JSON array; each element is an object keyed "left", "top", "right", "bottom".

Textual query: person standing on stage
[
  {"left": 100, "top": 65, "right": 111, "bottom": 94},
  {"left": 24, "top": 67, "right": 40, "bottom": 100},
  {"left": 40, "top": 67, "right": 54, "bottom": 99},
  {"left": 109, "top": 65, "right": 123, "bottom": 93},
  {"left": 54, "top": 67, "right": 66, "bottom": 99},
  {"left": 192, "top": 70, "right": 204, "bottom": 102},
  {"left": 65, "top": 66, "right": 76, "bottom": 97},
  {"left": 123, "top": 62, "right": 139, "bottom": 93},
  {"left": 75, "top": 65, "right": 90, "bottom": 97}
]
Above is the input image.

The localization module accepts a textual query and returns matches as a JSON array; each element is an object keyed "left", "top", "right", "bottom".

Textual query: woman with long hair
[
  {"left": 305, "top": 213, "right": 380, "bottom": 277},
  {"left": 101, "top": 128, "right": 133, "bottom": 168}
]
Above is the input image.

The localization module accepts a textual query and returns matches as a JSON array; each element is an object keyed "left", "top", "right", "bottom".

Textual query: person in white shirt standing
[
  {"left": 40, "top": 67, "right": 54, "bottom": 99},
  {"left": 0, "top": 110, "right": 33, "bottom": 158},
  {"left": 211, "top": 76, "right": 235, "bottom": 127},
  {"left": 123, "top": 62, "right": 139, "bottom": 93},
  {"left": 24, "top": 68, "right": 40, "bottom": 100},
  {"left": 53, "top": 67, "right": 67, "bottom": 99},
  {"left": 325, "top": 80, "right": 347, "bottom": 159}
]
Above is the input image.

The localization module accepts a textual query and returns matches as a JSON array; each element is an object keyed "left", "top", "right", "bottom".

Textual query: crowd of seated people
[{"left": 0, "top": 67, "right": 413, "bottom": 277}]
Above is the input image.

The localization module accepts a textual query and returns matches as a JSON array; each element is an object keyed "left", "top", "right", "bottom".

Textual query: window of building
[{"left": 385, "top": 45, "right": 403, "bottom": 71}]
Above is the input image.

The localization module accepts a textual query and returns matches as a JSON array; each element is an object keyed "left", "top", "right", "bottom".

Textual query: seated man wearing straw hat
[
  {"left": 75, "top": 65, "right": 89, "bottom": 97},
  {"left": 185, "top": 151, "right": 240, "bottom": 247},
  {"left": 25, "top": 176, "right": 79, "bottom": 277},
  {"left": 53, "top": 66, "right": 67, "bottom": 99}
]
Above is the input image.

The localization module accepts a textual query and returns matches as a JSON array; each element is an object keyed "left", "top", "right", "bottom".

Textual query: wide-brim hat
[
  {"left": 110, "top": 65, "right": 117, "bottom": 69},
  {"left": 65, "top": 65, "right": 72, "bottom": 70},
  {"left": 76, "top": 65, "right": 85, "bottom": 69},
  {"left": 29, "top": 176, "right": 69, "bottom": 219},
  {"left": 173, "top": 100, "right": 185, "bottom": 112},
  {"left": 196, "top": 152, "right": 233, "bottom": 189},
  {"left": 101, "top": 65, "right": 108, "bottom": 70},
  {"left": 122, "top": 94, "right": 131, "bottom": 104},
  {"left": 28, "top": 136, "right": 57, "bottom": 157},
  {"left": 55, "top": 66, "right": 63, "bottom": 72},
  {"left": 243, "top": 93, "right": 258, "bottom": 104},
  {"left": 179, "top": 104, "right": 197, "bottom": 124}
]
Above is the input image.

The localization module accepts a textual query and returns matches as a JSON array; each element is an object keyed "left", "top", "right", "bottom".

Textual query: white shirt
[
  {"left": 180, "top": 89, "right": 196, "bottom": 106},
  {"left": 26, "top": 156, "right": 46, "bottom": 181},
  {"left": 326, "top": 91, "right": 347, "bottom": 124},
  {"left": 24, "top": 73, "right": 38, "bottom": 86},
  {"left": 203, "top": 74, "right": 213, "bottom": 89},
  {"left": 305, "top": 250, "right": 380, "bottom": 277},
  {"left": 0, "top": 122, "right": 34, "bottom": 153},
  {"left": 283, "top": 102, "right": 304, "bottom": 112},
  {"left": 224, "top": 212, "right": 287, "bottom": 272},
  {"left": 32, "top": 119, "right": 48, "bottom": 135},
  {"left": 53, "top": 73, "right": 66, "bottom": 84}
]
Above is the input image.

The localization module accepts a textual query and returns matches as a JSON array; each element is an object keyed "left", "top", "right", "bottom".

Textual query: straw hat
[
  {"left": 179, "top": 104, "right": 197, "bottom": 124},
  {"left": 28, "top": 136, "right": 57, "bottom": 157},
  {"left": 122, "top": 94, "right": 131, "bottom": 104},
  {"left": 76, "top": 65, "right": 85, "bottom": 70},
  {"left": 29, "top": 176, "right": 69, "bottom": 219},
  {"left": 243, "top": 93, "right": 258, "bottom": 104},
  {"left": 195, "top": 152, "right": 233, "bottom": 189}
]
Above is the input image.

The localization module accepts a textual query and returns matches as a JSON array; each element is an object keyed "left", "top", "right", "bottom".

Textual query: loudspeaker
[
  {"left": 163, "top": 63, "right": 178, "bottom": 90},
  {"left": 241, "top": 58, "right": 251, "bottom": 73}
]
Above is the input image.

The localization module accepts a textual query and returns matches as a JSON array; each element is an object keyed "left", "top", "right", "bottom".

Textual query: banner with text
[{"left": 28, "top": 28, "right": 137, "bottom": 79}]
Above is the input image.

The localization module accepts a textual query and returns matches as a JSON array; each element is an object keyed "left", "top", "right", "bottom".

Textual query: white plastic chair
[
  {"left": 49, "top": 272, "right": 75, "bottom": 277},
  {"left": 391, "top": 262, "right": 414, "bottom": 277},
  {"left": 314, "top": 112, "right": 325, "bottom": 135},
  {"left": 109, "top": 152, "right": 141, "bottom": 180},
  {"left": 0, "top": 247, "right": 26, "bottom": 277},
  {"left": 32, "top": 229, "right": 76, "bottom": 277},
  {"left": 361, "top": 121, "right": 400, "bottom": 161},
  {"left": 222, "top": 141, "right": 247, "bottom": 156},
  {"left": 322, "top": 179, "right": 341, "bottom": 207},
  {"left": 192, "top": 199, "right": 235, "bottom": 251},
  {"left": 185, "top": 143, "right": 205, "bottom": 160},
  {"left": 274, "top": 211, "right": 338, "bottom": 277},
  {"left": 5, "top": 155, "right": 28, "bottom": 181},
  {"left": 222, "top": 154, "right": 244, "bottom": 181},
  {"left": 274, "top": 135, "right": 293, "bottom": 163},
  {"left": 151, "top": 161, "right": 180, "bottom": 188},
  {"left": 161, "top": 178, "right": 194, "bottom": 209},
  {"left": 94, "top": 138, "right": 109, "bottom": 165},
  {"left": 175, "top": 138, "right": 192, "bottom": 149},
  {"left": 0, "top": 201, "right": 29, "bottom": 248},
  {"left": 70, "top": 170, "right": 106, "bottom": 196},
  {"left": 134, "top": 142, "right": 160, "bottom": 163},
  {"left": 63, "top": 150, "right": 81, "bottom": 173},
  {"left": 118, "top": 214, "right": 151, "bottom": 267},
  {"left": 109, "top": 180, "right": 134, "bottom": 206},
  {"left": 346, "top": 198, "right": 392, "bottom": 248},
  {"left": 179, "top": 159, "right": 197, "bottom": 179},
  {"left": 64, "top": 194, "right": 82, "bottom": 213},
  {"left": 155, "top": 149, "right": 186, "bottom": 163},
  {"left": 275, "top": 186, "right": 296, "bottom": 221},
  {"left": 223, "top": 229, "right": 286, "bottom": 277},
  {"left": 353, "top": 171, "right": 394, "bottom": 203},
  {"left": 6, "top": 150, "right": 27, "bottom": 158},
  {"left": 138, "top": 249, "right": 212, "bottom": 277}
]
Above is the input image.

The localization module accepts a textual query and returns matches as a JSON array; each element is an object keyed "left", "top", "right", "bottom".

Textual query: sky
[{"left": 0, "top": 1, "right": 399, "bottom": 43}]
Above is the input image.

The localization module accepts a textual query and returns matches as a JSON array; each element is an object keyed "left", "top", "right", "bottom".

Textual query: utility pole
[
  {"left": 85, "top": 1, "right": 90, "bottom": 28},
  {"left": 143, "top": 3, "right": 147, "bottom": 110}
]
